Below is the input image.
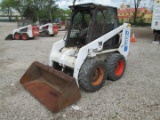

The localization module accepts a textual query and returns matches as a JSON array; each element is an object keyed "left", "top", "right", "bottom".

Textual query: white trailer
[{"left": 151, "top": 0, "right": 160, "bottom": 42}]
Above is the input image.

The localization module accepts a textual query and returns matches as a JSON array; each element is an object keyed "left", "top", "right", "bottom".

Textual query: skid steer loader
[
  {"left": 20, "top": 3, "right": 131, "bottom": 112},
  {"left": 5, "top": 25, "right": 39, "bottom": 40},
  {"left": 39, "top": 23, "right": 58, "bottom": 36}
]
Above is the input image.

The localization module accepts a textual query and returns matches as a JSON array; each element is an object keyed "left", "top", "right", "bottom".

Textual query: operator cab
[{"left": 65, "top": 3, "right": 120, "bottom": 49}]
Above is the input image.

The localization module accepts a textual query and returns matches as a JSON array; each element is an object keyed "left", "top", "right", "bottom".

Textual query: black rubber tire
[
  {"left": 78, "top": 58, "right": 107, "bottom": 92},
  {"left": 106, "top": 53, "right": 126, "bottom": 81}
]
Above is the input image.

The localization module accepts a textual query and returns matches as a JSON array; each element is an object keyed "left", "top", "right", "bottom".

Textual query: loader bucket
[
  {"left": 5, "top": 34, "right": 14, "bottom": 40},
  {"left": 20, "top": 61, "right": 81, "bottom": 112}
]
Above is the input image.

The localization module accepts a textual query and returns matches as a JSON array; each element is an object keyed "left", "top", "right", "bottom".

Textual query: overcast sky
[
  {"left": 56, "top": 0, "right": 153, "bottom": 9},
  {"left": 56, "top": 0, "right": 125, "bottom": 9},
  {"left": 0, "top": 0, "right": 153, "bottom": 10}
]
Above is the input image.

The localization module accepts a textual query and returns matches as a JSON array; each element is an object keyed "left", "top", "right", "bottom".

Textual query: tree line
[
  {"left": 0, "top": 0, "right": 153, "bottom": 25},
  {"left": 0, "top": 0, "right": 71, "bottom": 22}
]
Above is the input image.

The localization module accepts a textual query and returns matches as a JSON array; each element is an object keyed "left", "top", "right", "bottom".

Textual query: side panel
[
  {"left": 118, "top": 24, "right": 131, "bottom": 58},
  {"left": 151, "top": 0, "right": 160, "bottom": 30},
  {"left": 48, "top": 24, "right": 53, "bottom": 35},
  {"left": 27, "top": 25, "right": 33, "bottom": 38},
  {"left": 49, "top": 40, "right": 65, "bottom": 66}
]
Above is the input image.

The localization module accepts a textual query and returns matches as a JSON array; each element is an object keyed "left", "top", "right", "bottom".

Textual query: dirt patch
[
  {"left": 0, "top": 23, "right": 159, "bottom": 120},
  {"left": 131, "top": 27, "right": 154, "bottom": 40}
]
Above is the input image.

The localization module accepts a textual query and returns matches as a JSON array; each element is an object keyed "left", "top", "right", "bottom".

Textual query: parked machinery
[
  {"left": 39, "top": 23, "right": 58, "bottom": 36},
  {"left": 5, "top": 25, "right": 39, "bottom": 40},
  {"left": 20, "top": 3, "right": 131, "bottom": 112}
]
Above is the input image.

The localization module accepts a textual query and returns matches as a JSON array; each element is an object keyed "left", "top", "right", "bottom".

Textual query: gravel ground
[{"left": 0, "top": 22, "right": 160, "bottom": 120}]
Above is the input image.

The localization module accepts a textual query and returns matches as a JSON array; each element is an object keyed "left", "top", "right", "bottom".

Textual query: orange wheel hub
[
  {"left": 15, "top": 34, "right": 20, "bottom": 40},
  {"left": 91, "top": 66, "right": 104, "bottom": 86},
  {"left": 22, "top": 34, "right": 27, "bottom": 40},
  {"left": 115, "top": 59, "right": 124, "bottom": 76}
]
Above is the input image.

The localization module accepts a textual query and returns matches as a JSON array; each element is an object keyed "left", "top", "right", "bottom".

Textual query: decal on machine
[{"left": 124, "top": 29, "right": 130, "bottom": 52}]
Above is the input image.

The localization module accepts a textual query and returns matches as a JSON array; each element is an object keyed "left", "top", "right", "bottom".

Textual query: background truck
[{"left": 151, "top": 0, "right": 160, "bottom": 42}]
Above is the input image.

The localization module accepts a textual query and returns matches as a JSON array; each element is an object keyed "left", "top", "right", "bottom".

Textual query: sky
[
  {"left": 0, "top": 0, "right": 153, "bottom": 10},
  {"left": 56, "top": 0, "right": 125, "bottom": 9},
  {"left": 56, "top": 0, "right": 153, "bottom": 9},
  {"left": 0, "top": 0, "right": 124, "bottom": 9}
]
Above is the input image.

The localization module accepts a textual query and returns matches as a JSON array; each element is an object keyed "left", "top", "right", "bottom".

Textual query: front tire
[
  {"left": 79, "top": 58, "right": 107, "bottom": 92},
  {"left": 106, "top": 53, "right": 126, "bottom": 81},
  {"left": 14, "top": 33, "right": 21, "bottom": 40}
]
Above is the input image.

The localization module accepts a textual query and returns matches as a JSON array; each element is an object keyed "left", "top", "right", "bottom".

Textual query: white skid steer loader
[
  {"left": 5, "top": 25, "right": 39, "bottom": 40},
  {"left": 39, "top": 23, "right": 58, "bottom": 36},
  {"left": 19, "top": 3, "right": 131, "bottom": 113}
]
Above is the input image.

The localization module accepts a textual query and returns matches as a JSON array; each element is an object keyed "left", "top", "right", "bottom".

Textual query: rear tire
[
  {"left": 14, "top": 33, "right": 21, "bottom": 40},
  {"left": 106, "top": 53, "right": 126, "bottom": 81},
  {"left": 79, "top": 58, "right": 107, "bottom": 92},
  {"left": 22, "top": 33, "right": 29, "bottom": 40}
]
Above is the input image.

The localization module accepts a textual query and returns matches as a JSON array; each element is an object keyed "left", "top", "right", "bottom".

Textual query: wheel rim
[
  {"left": 91, "top": 66, "right": 104, "bottom": 86},
  {"left": 15, "top": 34, "right": 20, "bottom": 40},
  {"left": 115, "top": 59, "right": 125, "bottom": 76},
  {"left": 22, "top": 34, "right": 27, "bottom": 40}
]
